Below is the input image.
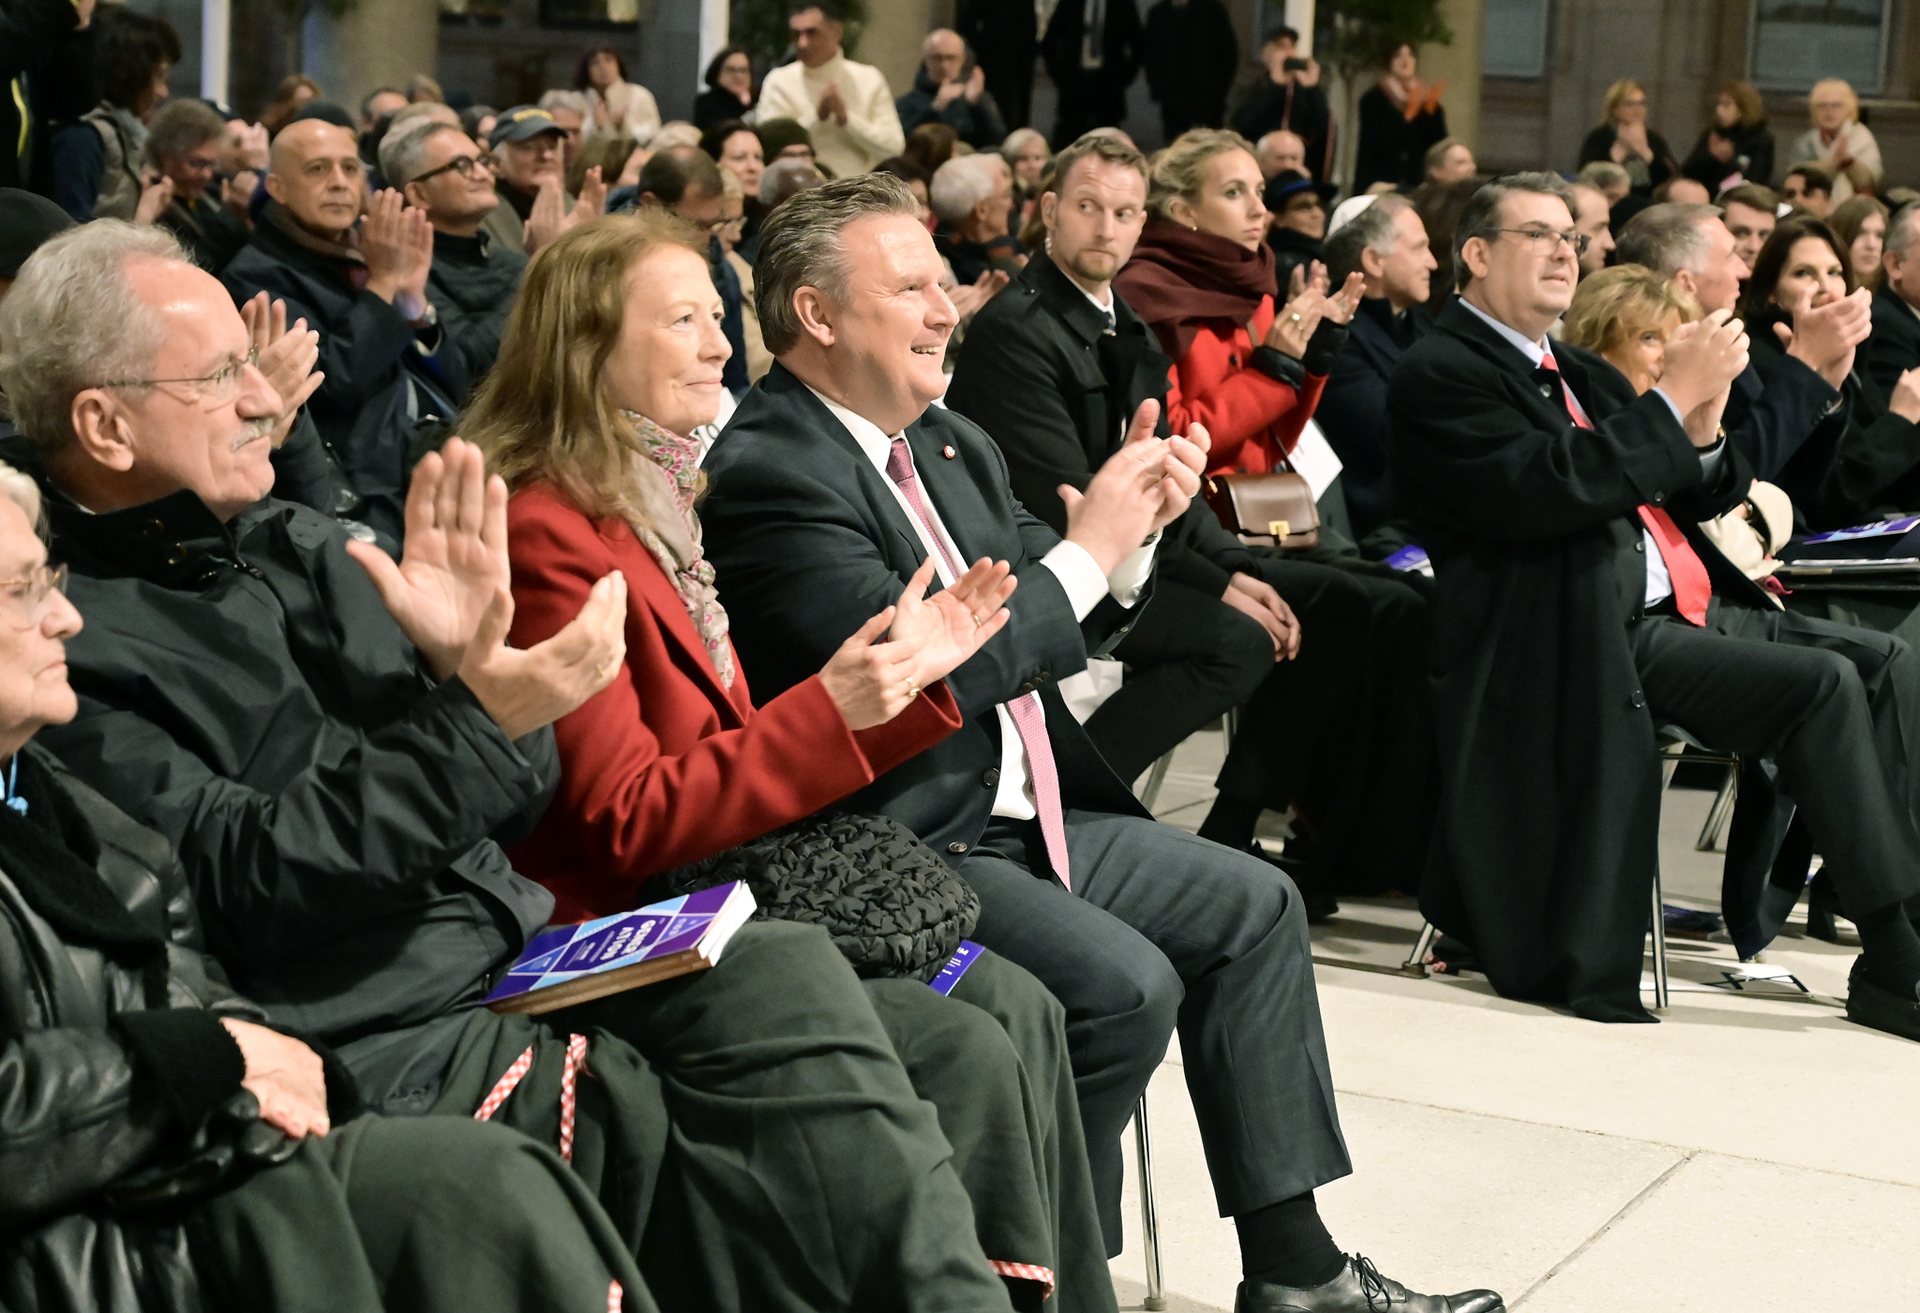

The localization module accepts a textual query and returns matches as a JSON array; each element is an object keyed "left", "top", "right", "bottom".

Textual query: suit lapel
[{"left": 629, "top": 538, "right": 749, "bottom": 724}]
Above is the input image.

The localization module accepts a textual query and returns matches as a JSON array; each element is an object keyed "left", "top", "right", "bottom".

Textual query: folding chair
[{"left": 1133, "top": 1092, "right": 1166, "bottom": 1310}]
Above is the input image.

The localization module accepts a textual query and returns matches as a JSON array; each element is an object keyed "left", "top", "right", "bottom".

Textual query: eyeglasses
[
  {"left": 1484, "top": 227, "right": 1591, "bottom": 257},
  {"left": 413, "top": 154, "right": 489, "bottom": 184},
  {"left": 96, "top": 345, "right": 260, "bottom": 406},
  {"left": 0, "top": 562, "right": 68, "bottom": 630}
]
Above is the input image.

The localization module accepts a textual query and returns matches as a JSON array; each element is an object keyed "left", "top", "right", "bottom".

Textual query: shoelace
[{"left": 1351, "top": 1254, "right": 1396, "bottom": 1311}]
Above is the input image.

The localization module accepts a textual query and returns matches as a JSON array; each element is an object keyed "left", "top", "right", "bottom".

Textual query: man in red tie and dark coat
[{"left": 1389, "top": 172, "right": 1920, "bottom": 1041}]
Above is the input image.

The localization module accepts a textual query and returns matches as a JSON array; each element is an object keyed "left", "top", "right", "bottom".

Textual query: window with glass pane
[
  {"left": 1750, "top": 0, "right": 1888, "bottom": 94},
  {"left": 1483, "top": 0, "right": 1551, "bottom": 79}
]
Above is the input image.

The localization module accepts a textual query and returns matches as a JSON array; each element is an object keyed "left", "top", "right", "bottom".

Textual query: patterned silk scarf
[{"left": 623, "top": 411, "right": 737, "bottom": 689}]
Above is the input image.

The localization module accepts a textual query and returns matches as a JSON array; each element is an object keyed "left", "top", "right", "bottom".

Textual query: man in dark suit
[
  {"left": 1868, "top": 202, "right": 1920, "bottom": 400},
  {"left": 945, "top": 134, "right": 1433, "bottom": 910},
  {"left": 1390, "top": 172, "right": 1920, "bottom": 1039},
  {"left": 956, "top": 0, "right": 1038, "bottom": 133},
  {"left": 704, "top": 173, "right": 1504, "bottom": 1313},
  {"left": 1314, "top": 194, "right": 1435, "bottom": 543},
  {"left": 1041, "top": 0, "right": 1142, "bottom": 150}
]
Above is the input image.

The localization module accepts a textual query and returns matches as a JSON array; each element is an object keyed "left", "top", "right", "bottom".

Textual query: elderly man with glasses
[{"left": 383, "top": 121, "right": 527, "bottom": 405}]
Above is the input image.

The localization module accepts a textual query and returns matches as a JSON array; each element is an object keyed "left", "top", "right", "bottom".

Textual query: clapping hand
[
  {"left": 818, "top": 82, "right": 848, "bottom": 124},
  {"left": 361, "top": 189, "right": 433, "bottom": 314},
  {"left": 1778, "top": 284, "right": 1871, "bottom": 388},
  {"left": 1323, "top": 271, "right": 1366, "bottom": 324},
  {"left": 133, "top": 175, "right": 174, "bottom": 226},
  {"left": 1663, "top": 310, "right": 1750, "bottom": 446},
  {"left": 240, "top": 293, "right": 324, "bottom": 448},
  {"left": 524, "top": 171, "right": 603, "bottom": 256}
]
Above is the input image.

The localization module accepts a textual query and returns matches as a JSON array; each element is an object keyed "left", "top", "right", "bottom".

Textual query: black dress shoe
[
  {"left": 1234, "top": 1255, "right": 1504, "bottom": 1313},
  {"left": 1846, "top": 958, "right": 1920, "bottom": 1042}
]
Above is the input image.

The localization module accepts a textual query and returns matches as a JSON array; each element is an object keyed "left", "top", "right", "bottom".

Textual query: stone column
[
  {"left": 1423, "top": 0, "right": 1485, "bottom": 156},
  {"left": 300, "top": 2, "right": 441, "bottom": 115},
  {"left": 857, "top": 0, "right": 939, "bottom": 96}
]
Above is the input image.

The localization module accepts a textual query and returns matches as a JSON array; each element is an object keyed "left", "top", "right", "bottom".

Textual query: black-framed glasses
[
  {"left": 96, "top": 346, "right": 260, "bottom": 404},
  {"left": 413, "top": 154, "right": 488, "bottom": 185},
  {"left": 1485, "top": 227, "right": 1591, "bottom": 257},
  {"left": 0, "top": 562, "right": 68, "bottom": 630}
]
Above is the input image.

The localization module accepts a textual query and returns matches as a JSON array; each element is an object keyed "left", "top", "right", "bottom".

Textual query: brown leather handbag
[{"left": 1203, "top": 470, "right": 1321, "bottom": 550}]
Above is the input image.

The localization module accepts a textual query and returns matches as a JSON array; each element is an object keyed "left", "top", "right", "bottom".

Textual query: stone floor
[{"left": 1101, "top": 725, "right": 1920, "bottom": 1311}]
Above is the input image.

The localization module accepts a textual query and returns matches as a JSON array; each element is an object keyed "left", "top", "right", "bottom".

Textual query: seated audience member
[
  {"left": 1040, "top": 0, "right": 1141, "bottom": 149},
  {"left": 712, "top": 168, "right": 774, "bottom": 382},
  {"left": 1577, "top": 79, "right": 1678, "bottom": 197},
  {"left": 471, "top": 213, "right": 1110, "bottom": 1312},
  {"left": 744, "top": 156, "right": 826, "bottom": 262},
  {"left": 50, "top": 6, "right": 180, "bottom": 223},
  {"left": 1652, "top": 177, "right": 1711, "bottom": 206},
  {"left": 462, "top": 103, "right": 500, "bottom": 145},
  {"left": 1231, "top": 26, "right": 1330, "bottom": 181},
  {"left": 1423, "top": 137, "right": 1476, "bottom": 187},
  {"left": 362, "top": 85, "right": 408, "bottom": 133},
  {"left": 0, "top": 219, "right": 1032, "bottom": 1313},
  {"left": 949, "top": 134, "right": 1434, "bottom": 908},
  {"left": 1738, "top": 214, "right": 1920, "bottom": 527},
  {"left": 695, "top": 45, "right": 757, "bottom": 130},
  {"left": 1718, "top": 182, "right": 1779, "bottom": 271},
  {"left": 578, "top": 44, "right": 662, "bottom": 144},
  {"left": 481, "top": 105, "right": 571, "bottom": 255},
  {"left": 898, "top": 29, "right": 1008, "bottom": 148},
  {"left": 627, "top": 147, "right": 749, "bottom": 396},
  {"left": 571, "top": 131, "right": 642, "bottom": 197},
  {"left": 222, "top": 119, "right": 465, "bottom": 541},
  {"left": 1575, "top": 159, "right": 1631, "bottom": 207},
  {"left": 146, "top": 98, "right": 250, "bottom": 273},
  {"left": 1560, "top": 262, "right": 1698, "bottom": 394},
  {"left": 755, "top": 2, "right": 906, "bottom": 178},
  {"left": 904, "top": 122, "right": 962, "bottom": 177},
  {"left": 1831, "top": 194, "right": 1890, "bottom": 292},
  {"left": 702, "top": 171, "right": 1502, "bottom": 1313},
  {"left": 702, "top": 117, "right": 766, "bottom": 201},
  {"left": 1568, "top": 181, "right": 1617, "bottom": 278},
  {"left": 1262, "top": 169, "right": 1335, "bottom": 293},
  {"left": 1003, "top": 127, "right": 1052, "bottom": 196},
  {"left": 0, "top": 465, "right": 655, "bottom": 1313},
  {"left": 1410, "top": 174, "right": 1481, "bottom": 314},
  {"left": 1615, "top": 202, "right": 1850, "bottom": 503},
  {"left": 1255, "top": 130, "right": 1308, "bottom": 182},
  {"left": 537, "top": 90, "right": 590, "bottom": 169},
  {"left": 933, "top": 153, "right": 1025, "bottom": 286},
  {"left": 1141, "top": 0, "right": 1238, "bottom": 141},
  {"left": 1313, "top": 194, "right": 1435, "bottom": 541},
  {"left": 385, "top": 122, "right": 528, "bottom": 403},
  {"left": 1352, "top": 42, "right": 1447, "bottom": 194},
  {"left": 1781, "top": 163, "right": 1834, "bottom": 217},
  {"left": 1790, "top": 78, "right": 1882, "bottom": 204},
  {"left": 881, "top": 156, "right": 1008, "bottom": 324},
  {"left": 1869, "top": 204, "right": 1920, "bottom": 398},
  {"left": 407, "top": 73, "right": 444, "bottom": 104},
  {"left": 1388, "top": 172, "right": 1920, "bottom": 1038},
  {"left": 1681, "top": 80, "right": 1774, "bottom": 196},
  {"left": 257, "top": 74, "right": 323, "bottom": 137}
]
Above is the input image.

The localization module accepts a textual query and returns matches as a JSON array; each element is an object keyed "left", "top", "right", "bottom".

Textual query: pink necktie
[{"left": 886, "top": 437, "right": 1072, "bottom": 889}]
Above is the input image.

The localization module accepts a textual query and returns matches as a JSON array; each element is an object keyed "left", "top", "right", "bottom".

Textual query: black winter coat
[
  {"left": 1866, "top": 285, "right": 1920, "bottom": 402},
  {"left": 426, "top": 228, "right": 528, "bottom": 405},
  {"left": 1315, "top": 295, "right": 1424, "bottom": 541}
]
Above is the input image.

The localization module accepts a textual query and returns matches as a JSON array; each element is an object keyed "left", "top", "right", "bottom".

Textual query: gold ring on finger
[
  {"left": 1289, "top": 312, "right": 1303, "bottom": 324},
  {"left": 905, "top": 681, "right": 921, "bottom": 700}
]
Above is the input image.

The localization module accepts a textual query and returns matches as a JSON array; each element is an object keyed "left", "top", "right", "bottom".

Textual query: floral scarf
[{"left": 624, "top": 411, "right": 736, "bottom": 689}]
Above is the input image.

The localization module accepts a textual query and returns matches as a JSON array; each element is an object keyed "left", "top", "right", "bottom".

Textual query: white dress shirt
[
  {"left": 1458, "top": 297, "right": 1722, "bottom": 610},
  {"left": 807, "top": 386, "right": 1154, "bottom": 821}
]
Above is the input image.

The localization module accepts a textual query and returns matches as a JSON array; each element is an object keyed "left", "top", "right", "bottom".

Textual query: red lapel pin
[{"left": 942, "top": 444, "right": 956, "bottom": 459}]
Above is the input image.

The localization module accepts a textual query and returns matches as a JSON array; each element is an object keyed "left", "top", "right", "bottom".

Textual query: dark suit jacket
[
  {"left": 1716, "top": 347, "right": 1838, "bottom": 510},
  {"left": 1316, "top": 295, "right": 1423, "bottom": 539},
  {"left": 501, "top": 480, "right": 963, "bottom": 922},
  {"left": 1041, "top": 0, "right": 1141, "bottom": 99},
  {"left": 1867, "top": 285, "right": 1920, "bottom": 401},
  {"left": 946, "top": 249, "right": 1256, "bottom": 598},
  {"left": 1389, "top": 299, "right": 1755, "bottom": 1021},
  {"left": 702, "top": 363, "right": 1150, "bottom": 862}
]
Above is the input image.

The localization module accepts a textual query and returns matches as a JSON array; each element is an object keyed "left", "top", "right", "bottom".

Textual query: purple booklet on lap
[{"left": 485, "top": 882, "right": 757, "bottom": 1015}]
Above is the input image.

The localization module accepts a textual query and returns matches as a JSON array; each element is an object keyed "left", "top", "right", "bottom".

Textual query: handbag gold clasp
[{"left": 1268, "top": 520, "right": 1291, "bottom": 539}]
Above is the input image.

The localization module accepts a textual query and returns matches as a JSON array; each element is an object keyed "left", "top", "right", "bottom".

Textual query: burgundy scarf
[{"left": 1116, "top": 218, "right": 1276, "bottom": 360}]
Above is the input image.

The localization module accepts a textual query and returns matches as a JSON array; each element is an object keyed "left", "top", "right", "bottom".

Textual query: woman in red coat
[
  {"left": 1115, "top": 128, "right": 1362, "bottom": 476},
  {"left": 467, "top": 211, "right": 1115, "bottom": 1313}
]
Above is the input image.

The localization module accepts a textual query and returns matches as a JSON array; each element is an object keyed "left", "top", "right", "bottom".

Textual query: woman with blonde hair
[
  {"left": 1560, "top": 263, "right": 1702, "bottom": 395},
  {"left": 466, "top": 211, "right": 1116, "bottom": 1313},
  {"left": 1830, "top": 194, "right": 1891, "bottom": 292},
  {"left": 1577, "top": 78, "right": 1678, "bottom": 196},
  {"left": 1790, "top": 78, "right": 1882, "bottom": 203},
  {"left": 1681, "top": 79, "right": 1774, "bottom": 194}
]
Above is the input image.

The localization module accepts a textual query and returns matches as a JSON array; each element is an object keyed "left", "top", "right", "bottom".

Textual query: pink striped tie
[{"left": 886, "top": 438, "right": 1072, "bottom": 889}]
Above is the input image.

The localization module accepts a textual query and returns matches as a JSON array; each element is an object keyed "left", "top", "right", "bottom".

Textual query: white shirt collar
[
  {"left": 1459, "top": 295, "right": 1554, "bottom": 368},
  {"left": 1074, "top": 278, "right": 1115, "bottom": 319},
  {"left": 804, "top": 382, "right": 898, "bottom": 473}
]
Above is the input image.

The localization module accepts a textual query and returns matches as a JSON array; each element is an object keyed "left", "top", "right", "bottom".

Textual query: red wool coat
[
  {"left": 1164, "top": 293, "right": 1328, "bottom": 476},
  {"left": 503, "top": 480, "right": 963, "bottom": 923}
]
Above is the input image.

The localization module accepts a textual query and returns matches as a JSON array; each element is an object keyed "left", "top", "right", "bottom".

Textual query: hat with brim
[
  {"left": 489, "top": 105, "right": 566, "bottom": 149},
  {"left": 1264, "top": 169, "right": 1338, "bottom": 213},
  {"left": 0, "top": 189, "right": 75, "bottom": 280}
]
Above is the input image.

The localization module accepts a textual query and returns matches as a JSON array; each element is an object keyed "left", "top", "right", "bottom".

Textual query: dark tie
[
  {"left": 1540, "top": 355, "right": 1710, "bottom": 626},
  {"left": 885, "top": 437, "right": 1073, "bottom": 889}
]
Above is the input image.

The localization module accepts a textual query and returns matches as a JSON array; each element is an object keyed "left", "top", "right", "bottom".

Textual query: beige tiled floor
[{"left": 1104, "top": 727, "right": 1920, "bottom": 1311}]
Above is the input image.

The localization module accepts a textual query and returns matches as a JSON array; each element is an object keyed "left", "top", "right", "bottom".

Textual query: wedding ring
[
  {"left": 971, "top": 610, "right": 986, "bottom": 627},
  {"left": 594, "top": 659, "right": 614, "bottom": 680},
  {"left": 1289, "top": 312, "right": 1303, "bottom": 324},
  {"left": 905, "top": 681, "right": 921, "bottom": 700}
]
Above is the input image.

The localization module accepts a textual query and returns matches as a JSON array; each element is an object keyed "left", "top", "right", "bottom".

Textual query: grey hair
[
  {"left": 756, "top": 172, "right": 920, "bottom": 356},
  {"left": 1576, "top": 160, "right": 1630, "bottom": 193},
  {"left": 539, "top": 89, "right": 591, "bottom": 117},
  {"left": 1323, "top": 192, "right": 1410, "bottom": 286},
  {"left": 144, "top": 97, "right": 225, "bottom": 167},
  {"left": 388, "top": 100, "right": 459, "bottom": 137},
  {"left": 1615, "top": 202, "right": 1721, "bottom": 277},
  {"left": 0, "top": 460, "right": 43, "bottom": 535},
  {"left": 652, "top": 121, "right": 703, "bottom": 152},
  {"left": 758, "top": 155, "right": 823, "bottom": 209},
  {"left": 929, "top": 153, "right": 1001, "bottom": 225},
  {"left": 999, "top": 127, "right": 1048, "bottom": 166},
  {"left": 1453, "top": 171, "right": 1577, "bottom": 292},
  {"left": 1887, "top": 202, "right": 1920, "bottom": 262},
  {"left": 380, "top": 120, "right": 467, "bottom": 190},
  {"left": 0, "top": 221, "right": 184, "bottom": 454}
]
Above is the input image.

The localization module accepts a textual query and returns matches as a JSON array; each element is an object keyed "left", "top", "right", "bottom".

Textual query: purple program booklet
[{"left": 485, "top": 882, "right": 757, "bottom": 1015}]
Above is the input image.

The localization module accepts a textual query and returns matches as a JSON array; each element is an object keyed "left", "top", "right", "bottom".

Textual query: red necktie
[
  {"left": 886, "top": 438, "right": 1073, "bottom": 888},
  {"left": 1542, "top": 355, "right": 1711, "bottom": 626}
]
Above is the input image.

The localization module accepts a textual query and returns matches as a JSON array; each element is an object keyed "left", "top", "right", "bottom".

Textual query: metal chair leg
[
  {"left": 1695, "top": 765, "right": 1738, "bottom": 852},
  {"left": 1649, "top": 870, "right": 1670, "bottom": 1010},
  {"left": 1134, "top": 1091, "right": 1166, "bottom": 1311},
  {"left": 1404, "top": 921, "right": 1438, "bottom": 973},
  {"left": 1137, "top": 752, "right": 1174, "bottom": 812}
]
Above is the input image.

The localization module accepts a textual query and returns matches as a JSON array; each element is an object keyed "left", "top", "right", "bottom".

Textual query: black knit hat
[{"left": 0, "top": 189, "right": 75, "bottom": 279}]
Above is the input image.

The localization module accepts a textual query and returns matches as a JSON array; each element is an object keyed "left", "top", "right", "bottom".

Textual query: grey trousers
[{"left": 961, "top": 811, "right": 1353, "bottom": 1254}]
